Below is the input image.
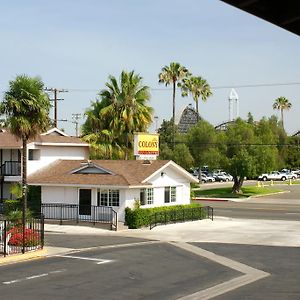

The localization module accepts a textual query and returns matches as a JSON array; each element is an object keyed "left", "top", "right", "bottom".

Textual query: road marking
[
  {"left": 285, "top": 212, "right": 300, "bottom": 215},
  {"left": 26, "top": 273, "right": 48, "bottom": 280},
  {"left": 2, "top": 269, "right": 66, "bottom": 285},
  {"left": 56, "top": 255, "right": 112, "bottom": 265},
  {"left": 173, "top": 242, "right": 270, "bottom": 300},
  {"left": 80, "top": 240, "right": 161, "bottom": 251}
]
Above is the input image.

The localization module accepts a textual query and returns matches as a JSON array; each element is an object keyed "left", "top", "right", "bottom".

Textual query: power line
[
  {"left": 173, "top": 141, "right": 300, "bottom": 147},
  {"left": 2, "top": 81, "right": 300, "bottom": 94},
  {"left": 42, "top": 81, "right": 300, "bottom": 93}
]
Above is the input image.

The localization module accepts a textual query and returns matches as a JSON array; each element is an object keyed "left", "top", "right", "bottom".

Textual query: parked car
[
  {"left": 200, "top": 173, "right": 215, "bottom": 183},
  {"left": 213, "top": 172, "right": 233, "bottom": 182},
  {"left": 258, "top": 171, "right": 296, "bottom": 181}
]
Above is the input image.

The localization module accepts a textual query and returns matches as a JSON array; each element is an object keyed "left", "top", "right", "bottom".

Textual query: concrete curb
[
  {"left": 249, "top": 190, "right": 290, "bottom": 198},
  {"left": 0, "top": 249, "right": 48, "bottom": 266},
  {"left": 193, "top": 189, "right": 290, "bottom": 202}
]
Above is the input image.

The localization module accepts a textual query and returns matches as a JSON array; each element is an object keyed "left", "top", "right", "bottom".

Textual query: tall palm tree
[
  {"left": 179, "top": 76, "right": 212, "bottom": 121},
  {"left": 83, "top": 71, "right": 153, "bottom": 160},
  {"left": 0, "top": 75, "right": 50, "bottom": 252},
  {"left": 158, "top": 62, "right": 190, "bottom": 148},
  {"left": 82, "top": 100, "right": 124, "bottom": 159},
  {"left": 272, "top": 96, "right": 292, "bottom": 130}
]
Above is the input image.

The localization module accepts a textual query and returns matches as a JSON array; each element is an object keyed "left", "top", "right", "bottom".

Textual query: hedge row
[{"left": 125, "top": 203, "right": 205, "bottom": 229}]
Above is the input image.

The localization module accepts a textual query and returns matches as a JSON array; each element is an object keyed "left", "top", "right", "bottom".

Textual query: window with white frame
[
  {"left": 164, "top": 186, "right": 176, "bottom": 203},
  {"left": 97, "top": 189, "right": 119, "bottom": 207},
  {"left": 140, "top": 188, "right": 154, "bottom": 205}
]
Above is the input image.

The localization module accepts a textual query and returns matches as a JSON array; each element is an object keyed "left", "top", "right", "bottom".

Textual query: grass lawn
[{"left": 194, "top": 185, "right": 283, "bottom": 198}]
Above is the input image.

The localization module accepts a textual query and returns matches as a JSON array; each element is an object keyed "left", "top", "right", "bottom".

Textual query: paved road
[
  {"left": 197, "top": 243, "right": 300, "bottom": 300},
  {"left": 1, "top": 184, "right": 300, "bottom": 299},
  {"left": 0, "top": 240, "right": 240, "bottom": 300},
  {"left": 196, "top": 184, "right": 300, "bottom": 221}
]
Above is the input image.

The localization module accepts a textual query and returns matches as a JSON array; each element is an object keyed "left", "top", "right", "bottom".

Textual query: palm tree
[
  {"left": 0, "top": 74, "right": 50, "bottom": 252},
  {"left": 158, "top": 62, "right": 190, "bottom": 148},
  {"left": 272, "top": 96, "right": 292, "bottom": 130},
  {"left": 83, "top": 71, "right": 153, "bottom": 159},
  {"left": 179, "top": 76, "right": 212, "bottom": 121}
]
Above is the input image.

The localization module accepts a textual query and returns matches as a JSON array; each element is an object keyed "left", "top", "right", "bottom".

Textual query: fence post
[
  {"left": 4, "top": 220, "right": 7, "bottom": 257},
  {"left": 41, "top": 215, "right": 45, "bottom": 249},
  {"left": 164, "top": 211, "right": 167, "bottom": 225},
  {"left": 93, "top": 206, "right": 96, "bottom": 226},
  {"left": 60, "top": 204, "right": 63, "bottom": 225},
  {"left": 76, "top": 205, "right": 79, "bottom": 224}
]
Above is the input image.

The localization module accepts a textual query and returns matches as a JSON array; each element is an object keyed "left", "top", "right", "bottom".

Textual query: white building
[
  {"left": 1, "top": 127, "right": 198, "bottom": 225},
  {"left": 0, "top": 128, "right": 89, "bottom": 201},
  {"left": 28, "top": 159, "right": 198, "bottom": 222}
]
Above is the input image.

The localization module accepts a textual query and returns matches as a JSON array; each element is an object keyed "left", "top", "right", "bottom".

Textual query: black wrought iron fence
[
  {"left": 0, "top": 215, "right": 44, "bottom": 257},
  {"left": 150, "top": 206, "right": 213, "bottom": 230},
  {"left": 41, "top": 204, "right": 118, "bottom": 231}
]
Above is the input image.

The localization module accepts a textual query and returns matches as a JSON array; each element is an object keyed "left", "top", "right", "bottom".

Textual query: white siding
[
  {"left": 42, "top": 186, "right": 77, "bottom": 204},
  {"left": 28, "top": 146, "right": 89, "bottom": 175},
  {"left": 41, "top": 186, "right": 128, "bottom": 222},
  {"left": 138, "top": 165, "right": 191, "bottom": 208},
  {"left": 40, "top": 164, "right": 192, "bottom": 224}
]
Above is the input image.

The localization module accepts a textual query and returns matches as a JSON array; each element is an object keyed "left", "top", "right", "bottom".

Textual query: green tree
[
  {"left": 82, "top": 100, "right": 124, "bottom": 159},
  {"left": 285, "top": 136, "right": 300, "bottom": 169},
  {"left": 272, "top": 96, "right": 292, "bottom": 130},
  {"left": 172, "top": 144, "right": 194, "bottom": 170},
  {"left": 157, "top": 119, "right": 177, "bottom": 150},
  {"left": 82, "top": 71, "right": 153, "bottom": 159},
  {"left": 158, "top": 143, "right": 174, "bottom": 160},
  {"left": 0, "top": 75, "right": 50, "bottom": 251},
  {"left": 222, "top": 118, "right": 279, "bottom": 193},
  {"left": 179, "top": 76, "right": 212, "bottom": 121},
  {"left": 158, "top": 62, "right": 190, "bottom": 148},
  {"left": 186, "top": 120, "right": 224, "bottom": 170},
  {"left": 267, "top": 115, "right": 288, "bottom": 168}
]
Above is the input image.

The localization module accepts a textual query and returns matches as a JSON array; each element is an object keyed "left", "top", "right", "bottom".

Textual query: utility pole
[
  {"left": 154, "top": 116, "right": 159, "bottom": 132},
  {"left": 72, "top": 113, "right": 81, "bottom": 137},
  {"left": 45, "top": 88, "right": 68, "bottom": 127}
]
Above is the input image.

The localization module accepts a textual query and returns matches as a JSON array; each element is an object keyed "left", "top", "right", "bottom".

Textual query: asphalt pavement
[{"left": 1, "top": 183, "right": 300, "bottom": 299}]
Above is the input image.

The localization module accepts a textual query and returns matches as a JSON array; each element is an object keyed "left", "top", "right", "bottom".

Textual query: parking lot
[{"left": 1, "top": 184, "right": 300, "bottom": 299}]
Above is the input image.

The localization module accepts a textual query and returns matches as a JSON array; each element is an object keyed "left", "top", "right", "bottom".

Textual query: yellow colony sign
[{"left": 134, "top": 133, "right": 159, "bottom": 156}]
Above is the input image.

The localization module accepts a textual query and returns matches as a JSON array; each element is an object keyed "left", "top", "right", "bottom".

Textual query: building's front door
[{"left": 79, "top": 189, "right": 92, "bottom": 216}]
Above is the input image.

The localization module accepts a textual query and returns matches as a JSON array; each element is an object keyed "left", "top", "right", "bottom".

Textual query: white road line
[
  {"left": 2, "top": 269, "right": 66, "bottom": 285},
  {"left": 173, "top": 242, "right": 270, "bottom": 300},
  {"left": 73, "top": 240, "right": 162, "bottom": 252},
  {"left": 26, "top": 273, "right": 48, "bottom": 280},
  {"left": 57, "top": 255, "right": 112, "bottom": 265}
]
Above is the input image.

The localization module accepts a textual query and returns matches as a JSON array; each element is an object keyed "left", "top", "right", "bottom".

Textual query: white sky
[{"left": 1, "top": 0, "right": 299, "bottom": 135}]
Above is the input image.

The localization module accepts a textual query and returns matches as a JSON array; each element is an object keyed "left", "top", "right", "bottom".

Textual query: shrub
[
  {"left": 5, "top": 209, "right": 32, "bottom": 224},
  {"left": 3, "top": 200, "right": 21, "bottom": 215},
  {"left": 7, "top": 226, "right": 40, "bottom": 247},
  {"left": 125, "top": 203, "right": 204, "bottom": 229}
]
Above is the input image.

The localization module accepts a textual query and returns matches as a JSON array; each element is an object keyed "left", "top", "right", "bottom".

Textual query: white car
[{"left": 258, "top": 171, "right": 295, "bottom": 181}]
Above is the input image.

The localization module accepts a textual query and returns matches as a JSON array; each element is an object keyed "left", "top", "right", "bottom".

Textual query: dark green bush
[
  {"left": 125, "top": 203, "right": 205, "bottom": 229},
  {"left": 4, "top": 199, "right": 21, "bottom": 214}
]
